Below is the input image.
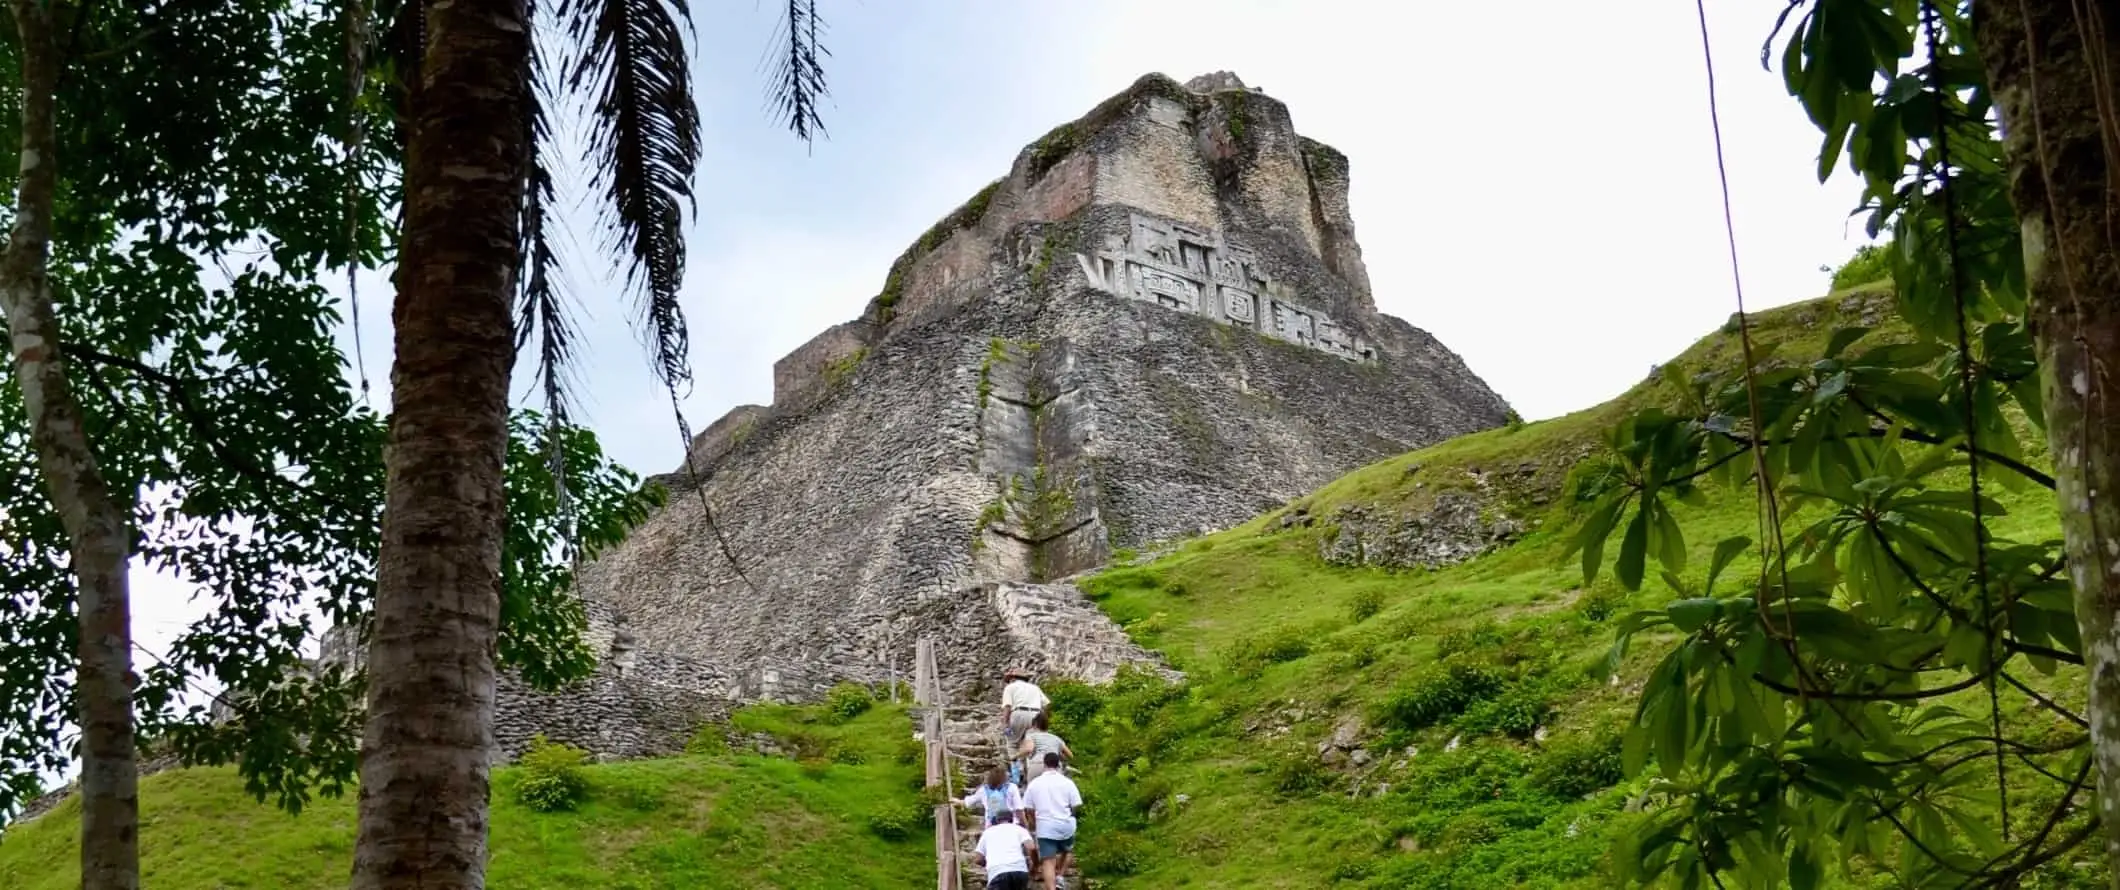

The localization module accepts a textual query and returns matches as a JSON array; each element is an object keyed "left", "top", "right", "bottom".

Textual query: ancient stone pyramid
[{"left": 474, "top": 71, "right": 1512, "bottom": 759}]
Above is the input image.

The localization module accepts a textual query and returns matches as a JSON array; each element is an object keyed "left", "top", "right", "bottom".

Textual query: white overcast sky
[{"left": 112, "top": 0, "right": 1873, "bottom": 760}]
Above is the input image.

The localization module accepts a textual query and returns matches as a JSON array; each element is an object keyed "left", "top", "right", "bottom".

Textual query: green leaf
[
  {"left": 1668, "top": 598, "right": 1722, "bottom": 633},
  {"left": 1617, "top": 506, "right": 1651, "bottom": 591},
  {"left": 1825, "top": 326, "right": 1872, "bottom": 358},
  {"left": 1706, "top": 536, "right": 1752, "bottom": 594}
]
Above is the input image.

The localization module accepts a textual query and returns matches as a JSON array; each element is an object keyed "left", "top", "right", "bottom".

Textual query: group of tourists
[{"left": 960, "top": 667, "right": 1083, "bottom": 890}]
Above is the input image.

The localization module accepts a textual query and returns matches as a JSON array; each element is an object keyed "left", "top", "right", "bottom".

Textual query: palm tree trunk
[
  {"left": 1973, "top": 1, "right": 2120, "bottom": 878},
  {"left": 348, "top": 0, "right": 526, "bottom": 886},
  {"left": 0, "top": 3, "right": 140, "bottom": 889}
]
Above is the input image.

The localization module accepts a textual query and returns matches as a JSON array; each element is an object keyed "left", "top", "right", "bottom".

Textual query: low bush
[
  {"left": 824, "top": 682, "right": 875, "bottom": 723},
  {"left": 1265, "top": 745, "right": 1335, "bottom": 797},
  {"left": 1223, "top": 626, "right": 1314, "bottom": 678},
  {"left": 1529, "top": 733, "right": 1624, "bottom": 800},
  {"left": 1080, "top": 831, "right": 1149, "bottom": 877},
  {"left": 865, "top": 802, "right": 927, "bottom": 841},
  {"left": 1829, "top": 241, "right": 1892, "bottom": 290},
  {"left": 1454, "top": 685, "right": 1552, "bottom": 739},
  {"left": 514, "top": 735, "right": 591, "bottom": 813},
  {"left": 1044, "top": 679, "right": 1104, "bottom": 729},
  {"left": 683, "top": 723, "right": 729, "bottom": 756},
  {"left": 1347, "top": 588, "right": 1385, "bottom": 623},
  {"left": 1375, "top": 663, "right": 1505, "bottom": 732}
]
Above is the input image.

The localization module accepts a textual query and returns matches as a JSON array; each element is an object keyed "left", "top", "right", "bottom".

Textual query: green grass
[
  {"left": 1045, "top": 290, "right": 2077, "bottom": 888},
  {"left": 0, "top": 701, "right": 933, "bottom": 890}
]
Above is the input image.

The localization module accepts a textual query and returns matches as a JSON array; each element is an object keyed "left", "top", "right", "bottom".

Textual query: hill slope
[
  {"left": 0, "top": 700, "right": 935, "bottom": 890},
  {"left": 0, "top": 285, "right": 2078, "bottom": 889},
  {"left": 1037, "top": 285, "right": 2077, "bottom": 888}
]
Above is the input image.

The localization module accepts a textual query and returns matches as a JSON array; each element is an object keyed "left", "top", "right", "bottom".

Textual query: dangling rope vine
[
  {"left": 1916, "top": 0, "right": 2009, "bottom": 840},
  {"left": 1690, "top": 0, "right": 1804, "bottom": 678}
]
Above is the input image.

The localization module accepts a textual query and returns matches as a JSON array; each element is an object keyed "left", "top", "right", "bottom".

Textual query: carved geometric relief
[
  {"left": 1140, "top": 267, "right": 1199, "bottom": 311},
  {"left": 1092, "top": 211, "right": 1373, "bottom": 364}
]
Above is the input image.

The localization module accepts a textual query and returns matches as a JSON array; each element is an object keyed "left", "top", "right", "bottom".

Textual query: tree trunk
[
  {"left": 347, "top": 0, "right": 526, "bottom": 887},
  {"left": 1973, "top": 0, "right": 2120, "bottom": 875},
  {"left": 0, "top": 3, "right": 141, "bottom": 889}
]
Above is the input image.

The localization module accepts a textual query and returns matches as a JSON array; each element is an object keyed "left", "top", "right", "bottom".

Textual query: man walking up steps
[
  {"left": 972, "top": 809, "right": 1038, "bottom": 890},
  {"left": 1021, "top": 752, "right": 1083, "bottom": 890}
]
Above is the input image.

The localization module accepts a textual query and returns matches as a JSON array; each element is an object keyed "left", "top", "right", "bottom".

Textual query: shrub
[
  {"left": 514, "top": 735, "right": 591, "bottom": 812},
  {"left": 1347, "top": 588, "right": 1385, "bottom": 623},
  {"left": 1455, "top": 685, "right": 1552, "bottom": 739},
  {"left": 1438, "top": 814, "right": 1502, "bottom": 850},
  {"left": 1044, "top": 679, "right": 1104, "bottom": 729},
  {"left": 1530, "top": 733, "right": 1624, "bottom": 800},
  {"left": 1375, "top": 663, "right": 1505, "bottom": 732},
  {"left": 1223, "top": 626, "right": 1314, "bottom": 678},
  {"left": 1435, "top": 623, "right": 1506, "bottom": 659},
  {"left": 1266, "top": 746, "right": 1336, "bottom": 796},
  {"left": 683, "top": 724, "right": 730, "bottom": 756},
  {"left": 1829, "top": 241, "right": 1892, "bottom": 290},
  {"left": 824, "top": 682, "right": 875, "bottom": 723},
  {"left": 865, "top": 802, "right": 927, "bottom": 841},
  {"left": 1080, "top": 831, "right": 1149, "bottom": 877},
  {"left": 1574, "top": 584, "right": 1627, "bottom": 623},
  {"left": 830, "top": 744, "right": 870, "bottom": 765}
]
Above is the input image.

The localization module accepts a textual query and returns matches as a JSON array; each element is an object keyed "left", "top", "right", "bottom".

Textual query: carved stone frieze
[{"left": 1081, "top": 211, "right": 1373, "bottom": 362}]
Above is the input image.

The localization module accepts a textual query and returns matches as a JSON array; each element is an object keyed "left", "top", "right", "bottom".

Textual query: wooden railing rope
[{"left": 914, "top": 638, "right": 962, "bottom": 890}]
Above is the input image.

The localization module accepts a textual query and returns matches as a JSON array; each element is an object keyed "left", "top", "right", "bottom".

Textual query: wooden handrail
[{"left": 914, "top": 638, "right": 961, "bottom": 890}]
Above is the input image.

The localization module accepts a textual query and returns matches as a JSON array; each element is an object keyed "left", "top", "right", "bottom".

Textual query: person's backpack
[{"left": 983, "top": 785, "right": 1006, "bottom": 824}]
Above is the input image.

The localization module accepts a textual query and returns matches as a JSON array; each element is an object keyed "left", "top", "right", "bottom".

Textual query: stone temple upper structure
[{"left": 394, "top": 71, "right": 1515, "bottom": 761}]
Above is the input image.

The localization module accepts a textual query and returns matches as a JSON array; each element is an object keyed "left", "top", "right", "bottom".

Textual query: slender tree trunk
[
  {"left": 348, "top": 0, "right": 526, "bottom": 886},
  {"left": 0, "top": 2, "right": 139, "bottom": 888},
  {"left": 1973, "top": 0, "right": 2120, "bottom": 875}
]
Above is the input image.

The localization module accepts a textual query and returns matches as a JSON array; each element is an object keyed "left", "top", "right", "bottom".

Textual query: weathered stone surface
[{"left": 1318, "top": 490, "right": 1523, "bottom": 570}]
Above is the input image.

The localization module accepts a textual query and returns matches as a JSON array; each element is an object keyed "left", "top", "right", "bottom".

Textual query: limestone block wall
[{"left": 772, "top": 320, "right": 873, "bottom": 410}]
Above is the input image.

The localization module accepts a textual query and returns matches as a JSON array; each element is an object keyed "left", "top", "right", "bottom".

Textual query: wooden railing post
[{"left": 915, "top": 638, "right": 959, "bottom": 890}]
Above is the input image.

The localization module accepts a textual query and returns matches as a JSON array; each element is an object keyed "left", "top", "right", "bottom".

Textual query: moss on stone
[
  {"left": 822, "top": 347, "right": 868, "bottom": 389},
  {"left": 1028, "top": 219, "right": 1082, "bottom": 291},
  {"left": 867, "top": 178, "right": 1004, "bottom": 325},
  {"left": 1222, "top": 91, "right": 1249, "bottom": 142},
  {"left": 1024, "top": 73, "right": 1203, "bottom": 185}
]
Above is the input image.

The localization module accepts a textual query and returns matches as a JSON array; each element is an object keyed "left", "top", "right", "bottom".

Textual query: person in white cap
[
  {"left": 971, "top": 808, "right": 1037, "bottom": 890},
  {"left": 998, "top": 667, "right": 1049, "bottom": 751}
]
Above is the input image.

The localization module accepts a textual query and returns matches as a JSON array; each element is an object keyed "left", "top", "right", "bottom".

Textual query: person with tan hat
[{"left": 998, "top": 667, "right": 1049, "bottom": 751}]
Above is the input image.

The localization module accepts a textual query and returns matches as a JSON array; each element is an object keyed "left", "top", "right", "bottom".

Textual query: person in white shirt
[
  {"left": 958, "top": 765, "right": 1026, "bottom": 828},
  {"left": 1021, "top": 752, "right": 1083, "bottom": 890},
  {"left": 998, "top": 667, "right": 1050, "bottom": 750},
  {"left": 972, "top": 809, "right": 1038, "bottom": 890}
]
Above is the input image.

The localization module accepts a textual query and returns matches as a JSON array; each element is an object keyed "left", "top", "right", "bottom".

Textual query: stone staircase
[
  {"left": 939, "top": 703, "right": 1086, "bottom": 889},
  {"left": 990, "top": 581, "right": 1180, "bottom": 685}
]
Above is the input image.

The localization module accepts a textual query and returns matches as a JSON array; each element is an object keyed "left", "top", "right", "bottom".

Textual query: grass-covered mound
[
  {"left": 0, "top": 695, "right": 935, "bottom": 890},
  {"left": 1045, "top": 287, "right": 2075, "bottom": 888}
]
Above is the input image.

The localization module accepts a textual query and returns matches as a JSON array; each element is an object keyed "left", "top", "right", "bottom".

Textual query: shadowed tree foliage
[
  {"left": 1571, "top": 0, "right": 2120, "bottom": 885},
  {"left": 348, "top": 0, "right": 833, "bottom": 885},
  {"left": 0, "top": 5, "right": 662, "bottom": 890}
]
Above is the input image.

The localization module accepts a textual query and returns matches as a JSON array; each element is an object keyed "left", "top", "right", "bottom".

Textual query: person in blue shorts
[{"left": 1020, "top": 752, "right": 1083, "bottom": 890}]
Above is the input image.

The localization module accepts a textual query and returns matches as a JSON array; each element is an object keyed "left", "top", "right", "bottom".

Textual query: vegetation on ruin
[
  {"left": 821, "top": 347, "right": 868, "bottom": 389},
  {"left": 869, "top": 178, "right": 1003, "bottom": 324},
  {"left": 0, "top": 699, "right": 934, "bottom": 890}
]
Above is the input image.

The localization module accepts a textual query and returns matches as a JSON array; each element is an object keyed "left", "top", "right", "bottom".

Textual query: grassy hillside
[
  {"left": 0, "top": 699, "right": 935, "bottom": 890},
  {"left": 1042, "top": 285, "right": 2080, "bottom": 889}
]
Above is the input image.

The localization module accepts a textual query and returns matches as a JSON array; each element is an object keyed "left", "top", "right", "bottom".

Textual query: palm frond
[
  {"left": 560, "top": 0, "right": 700, "bottom": 395},
  {"left": 763, "top": 0, "right": 830, "bottom": 145},
  {"left": 518, "top": 0, "right": 584, "bottom": 547}
]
